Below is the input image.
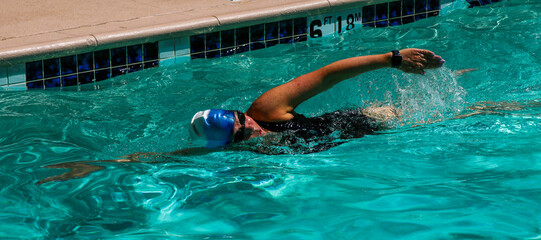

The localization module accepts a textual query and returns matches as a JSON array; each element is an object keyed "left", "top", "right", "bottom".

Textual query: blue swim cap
[{"left": 189, "top": 109, "right": 236, "bottom": 148}]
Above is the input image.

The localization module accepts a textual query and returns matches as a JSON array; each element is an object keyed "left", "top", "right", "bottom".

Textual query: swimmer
[
  {"left": 190, "top": 49, "right": 445, "bottom": 149},
  {"left": 36, "top": 49, "right": 446, "bottom": 184}
]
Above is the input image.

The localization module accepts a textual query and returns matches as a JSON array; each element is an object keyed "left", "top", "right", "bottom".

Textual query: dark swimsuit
[{"left": 249, "top": 109, "right": 381, "bottom": 154}]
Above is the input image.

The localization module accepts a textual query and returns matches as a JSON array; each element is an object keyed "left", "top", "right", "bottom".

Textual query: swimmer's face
[{"left": 233, "top": 112, "right": 266, "bottom": 142}]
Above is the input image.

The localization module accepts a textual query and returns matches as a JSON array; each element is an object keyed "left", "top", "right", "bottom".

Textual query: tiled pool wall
[{"left": 0, "top": 0, "right": 501, "bottom": 90}]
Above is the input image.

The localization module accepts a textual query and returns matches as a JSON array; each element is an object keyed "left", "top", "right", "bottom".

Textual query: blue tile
[
  {"left": 144, "top": 42, "right": 159, "bottom": 61},
  {"left": 236, "top": 44, "right": 250, "bottom": 54},
  {"left": 376, "top": 3, "right": 389, "bottom": 21},
  {"left": 403, "top": 0, "right": 415, "bottom": 15},
  {"left": 45, "top": 78, "right": 61, "bottom": 88},
  {"left": 479, "top": 0, "right": 491, "bottom": 5},
  {"left": 416, "top": 0, "right": 427, "bottom": 13},
  {"left": 190, "top": 34, "right": 205, "bottom": 53},
  {"left": 128, "top": 64, "right": 143, "bottom": 73},
  {"left": 427, "top": 0, "right": 440, "bottom": 11},
  {"left": 236, "top": 27, "right": 250, "bottom": 45},
  {"left": 266, "top": 40, "right": 278, "bottom": 48},
  {"left": 428, "top": 11, "right": 439, "bottom": 17},
  {"left": 376, "top": 20, "right": 389, "bottom": 28},
  {"left": 95, "top": 69, "right": 110, "bottom": 82},
  {"left": 402, "top": 16, "right": 415, "bottom": 24},
  {"left": 362, "top": 5, "right": 375, "bottom": 23},
  {"left": 27, "top": 80, "right": 44, "bottom": 89},
  {"left": 143, "top": 61, "right": 159, "bottom": 69},
  {"left": 390, "top": 18, "right": 402, "bottom": 26},
  {"left": 221, "top": 48, "right": 235, "bottom": 57},
  {"left": 279, "top": 20, "right": 293, "bottom": 38},
  {"left": 206, "top": 50, "right": 220, "bottom": 59},
  {"left": 94, "top": 49, "right": 110, "bottom": 69},
  {"left": 78, "top": 52, "right": 94, "bottom": 72},
  {"left": 294, "top": 18, "right": 307, "bottom": 35},
  {"left": 26, "top": 60, "right": 43, "bottom": 81},
  {"left": 78, "top": 72, "right": 94, "bottom": 84},
  {"left": 190, "top": 53, "right": 206, "bottom": 59},
  {"left": 112, "top": 67, "right": 127, "bottom": 77},
  {"left": 363, "top": 22, "right": 376, "bottom": 28},
  {"left": 265, "top": 22, "right": 278, "bottom": 40},
  {"left": 250, "top": 42, "right": 265, "bottom": 51},
  {"left": 294, "top": 35, "right": 307, "bottom": 43},
  {"left": 415, "top": 13, "right": 427, "bottom": 21},
  {"left": 44, "top": 58, "right": 60, "bottom": 78},
  {"left": 280, "top": 37, "right": 293, "bottom": 44},
  {"left": 206, "top": 32, "right": 220, "bottom": 51},
  {"left": 251, "top": 24, "right": 264, "bottom": 42},
  {"left": 389, "top": 1, "right": 401, "bottom": 18},
  {"left": 62, "top": 75, "right": 78, "bottom": 87},
  {"left": 128, "top": 45, "right": 143, "bottom": 64},
  {"left": 111, "top": 47, "right": 127, "bottom": 67},
  {"left": 221, "top": 29, "right": 235, "bottom": 48}
]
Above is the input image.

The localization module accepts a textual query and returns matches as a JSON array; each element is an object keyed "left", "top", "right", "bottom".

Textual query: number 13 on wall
[{"left": 308, "top": 10, "right": 363, "bottom": 39}]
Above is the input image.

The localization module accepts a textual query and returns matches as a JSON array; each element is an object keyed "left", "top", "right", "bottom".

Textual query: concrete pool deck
[{"left": 0, "top": 0, "right": 375, "bottom": 66}]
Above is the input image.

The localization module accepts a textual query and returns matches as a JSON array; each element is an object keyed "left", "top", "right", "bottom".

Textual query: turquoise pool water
[{"left": 2, "top": 1, "right": 541, "bottom": 238}]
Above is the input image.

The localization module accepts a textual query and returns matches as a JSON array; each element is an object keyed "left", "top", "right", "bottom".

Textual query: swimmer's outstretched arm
[{"left": 246, "top": 49, "right": 444, "bottom": 122}]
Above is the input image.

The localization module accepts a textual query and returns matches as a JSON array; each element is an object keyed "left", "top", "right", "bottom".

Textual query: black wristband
[{"left": 391, "top": 50, "right": 402, "bottom": 68}]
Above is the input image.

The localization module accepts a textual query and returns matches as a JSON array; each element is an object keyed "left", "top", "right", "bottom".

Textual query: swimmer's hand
[{"left": 398, "top": 49, "right": 445, "bottom": 75}]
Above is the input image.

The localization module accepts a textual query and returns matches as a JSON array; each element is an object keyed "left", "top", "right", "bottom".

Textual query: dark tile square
[
  {"left": 190, "top": 34, "right": 205, "bottom": 53},
  {"left": 389, "top": 18, "right": 402, "bottom": 26},
  {"left": 78, "top": 52, "right": 94, "bottom": 72},
  {"left": 468, "top": 1, "right": 481, "bottom": 8},
  {"left": 78, "top": 72, "right": 94, "bottom": 84},
  {"left": 250, "top": 42, "right": 265, "bottom": 51},
  {"left": 480, "top": 0, "right": 491, "bottom": 5},
  {"left": 265, "top": 22, "right": 278, "bottom": 40},
  {"left": 363, "top": 22, "right": 376, "bottom": 28},
  {"left": 251, "top": 24, "right": 264, "bottom": 42},
  {"left": 416, "top": 0, "right": 427, "bottom": 13},
  {"left": 95, "top": 69, "right": 111, "bottom": 82},
  {"left": 112, "top": 67, "right": 127, "bottom": 77},
  {"left": 279, "top": 19, "right": 293, "bottom": 38},
  {"left": 221, "top": 29, "right": 235, "bottom": 48},
  {"left": 44, "top": 58, "right": 60, "bottom": 78},
  {"left": 363, "top": 5, "right": 375, "bottom": 23},
  {"left": 206, "top": 32, "right": 220, "bottom": 51},
  {"left": 26, "top": 60, "right": 43, "bottom": 81},
  {"left": 221, "top": 48, "right": 235, "bottom": 57},
  {"left": 294, "top": 18, "right": 307, "bottom": 35},
  {"left": 428, "top": 11, "right": 439, "bottom": 17},
  {"left": 206, "top": 50, "right": 220, "bottom": 59},
  {"left": 415, "top": 13, "right": 427, "bottom": 21},
  {"left": 45, "top": 78, "right": 61, "bottom": 88},
  {"left": 61, "top": 55, "right": 77, "bottom": 75},
  {"left": 236, "top": 27, "right": 250, "bottom": 45},
  {"left": 376, "top": 3, "right": 389, "bottom": 21},
  {"left": 376, "top": 20, "right": 389, "bottom": 28},
  {"left": 389, "top": 1, "right": 401, "bottom": 18},
  {"left": 128, "top": 64, "right": 143, "bottom": 73},
  {"left": 236, "top": 44, "right": 250, "bottom": 54},
  {"left": 403, "top": 0, "right": 415, "bottom": 15},
  {"left": 402, "top": 16, "right": 415, "bottom": 24},
  {"left": 280, "top": 37, "right": 293, "bottom": 44},
  {"left": 266, "top": 40, "right": 278, "bottom": 48},
  {"left": 144, "top": 61, "right": 159, "bottom": 69},
  {"left": 143, "top": 42, "right": 159, "bottom": 61},
  {"left": 94, "top": 49, "right": 110, "bottom": 69},
  {"left": 111, "top": 47, "right": 127, "bottom": 67},
  {"left": 62, "top": 75, "right": 78, "bottom": 87},
  {"left": 428, "top": 0, "right": 440, "bottom": 11},
  {"left": 128, "top": 45, "right": 143, "bottom": 64},
  {"left": 293, "top": 35, "right": 307, "bottom": 43},
  {"left": 190, "top": 52, "right": 206, "bottom": 59},
  {"left": 27, "top": 80, "right": 44, "bottom": 89}
]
